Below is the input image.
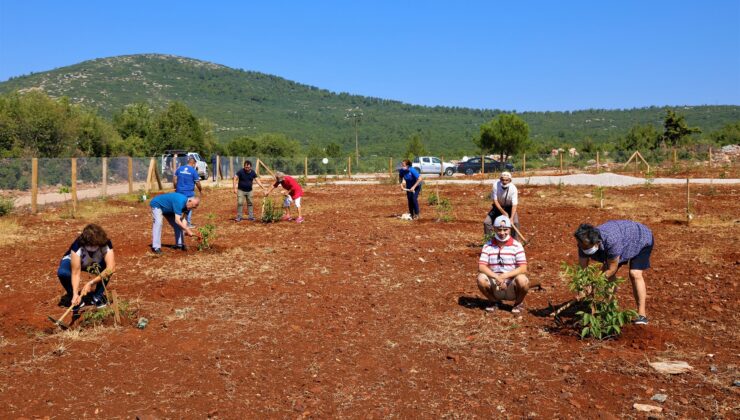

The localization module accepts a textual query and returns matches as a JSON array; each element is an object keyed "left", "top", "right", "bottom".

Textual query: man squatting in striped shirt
[{"left": 477, "top": 215, "right": 529, "bottom": 313}]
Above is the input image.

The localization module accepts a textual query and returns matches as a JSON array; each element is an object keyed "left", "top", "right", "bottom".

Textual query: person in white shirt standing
[
  {"left": 483, "top": 171, "right": 520, "bottom": 239},
  {"left": 477, "top": 215, "right": 529, "bottom": 313}
]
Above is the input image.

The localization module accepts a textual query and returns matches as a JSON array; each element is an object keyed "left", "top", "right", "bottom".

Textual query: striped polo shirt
[{"left": 479, "top": 237, "right": 527, "bottom": 273}]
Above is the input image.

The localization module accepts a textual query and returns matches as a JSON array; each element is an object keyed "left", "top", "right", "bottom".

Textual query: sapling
[
  {"left": 435, "top": 195, "right": 454, "bottom": 222},
  {"left": 196, "top": 214, "right": 217, "bottom": 251},
  {"left": 561, "top": 262, "right": 636, "bottom": 339},
  {"left": 261, "top": 196, "right": 283, "bottom": 223},
  {"left": 427, "top": 191, "right": 439, "bottom": 206}
]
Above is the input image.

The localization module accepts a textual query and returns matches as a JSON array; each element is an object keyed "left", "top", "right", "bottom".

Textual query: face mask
[
  {"left": 582, "top": 244, "right": 599, "bottom": 255},
  {"left": 501, "top": 182, "right": 509, "bottom": 189},
  {"left": 495, "top": 232, "right": 510, "bottom": 242}
]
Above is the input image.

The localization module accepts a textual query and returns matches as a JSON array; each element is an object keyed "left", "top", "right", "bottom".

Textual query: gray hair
[{"left": 274, "top": 171, "right": 285, "bottom": 180}]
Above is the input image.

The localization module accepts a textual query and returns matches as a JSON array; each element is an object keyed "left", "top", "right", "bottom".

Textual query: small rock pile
[{"left": 713, "top": 144, "right": 740, "bottom": 164}]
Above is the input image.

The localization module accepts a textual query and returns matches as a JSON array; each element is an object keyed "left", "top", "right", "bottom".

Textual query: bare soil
[{"left": 0, "top": 183, "right": 738, "bottom": 418}]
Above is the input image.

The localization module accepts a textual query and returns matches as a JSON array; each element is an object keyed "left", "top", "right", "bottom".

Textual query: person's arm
[
  {"left": 510, "top": 204, "right": 518, "bottom": 220},
  {"left": 579, "top": 255, "right": 590, "bottom": 269},
  {"left": 602, "top": 257, "right": 620, "bottom": 278},
  {"left": 478, "top": 264, "right": 505, "bottom": 287},
  {"left": 69, "top": 253, "right": 83, "bottom": 306},
  {"left": 254, "top": 176, "right": 266, "bottom": 191},
  {"left": 408, "top": 174, "right": 423, "bottom": 190},
  {"left": 499, "top": 264, "right": 527, "bottom": 280},
  {"left": 232, "top": 174, "right": 239, "bottom": 194},
  {"left": 80, "top": 250, "right": 116, "bottom": 296},
  {"left": 172, "top": 173, "right": 178, "bottom": 190},
  {"left": 264, "top": 181, "right": 278, "bottom": 196},
  {"left": 175, "top": 214, "right": 196, "bottom": 237},
  {"left": 492, "top": 184, "right": 507, "bottom": 216}
]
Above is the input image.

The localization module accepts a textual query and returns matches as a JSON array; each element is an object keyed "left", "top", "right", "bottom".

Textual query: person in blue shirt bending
[
  {"left": 173, "top": 157, "right": 202, "bottom": 228},
  {"left": 399, "top": 159, "right": 423, "bottom": 220},
  {"left": 149, "top": 192, "right": 200, "bottom": 254}
]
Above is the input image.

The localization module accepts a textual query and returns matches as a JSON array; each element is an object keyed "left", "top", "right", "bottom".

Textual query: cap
[
  {"left": 493, "top": 215, "right": 512, "bottom": 228},
  {"left": 500, "top": 171, "right": 512, "bottom": 180},
  {"left": 274, "top": 171, "right": 285, "bottom": 180}
]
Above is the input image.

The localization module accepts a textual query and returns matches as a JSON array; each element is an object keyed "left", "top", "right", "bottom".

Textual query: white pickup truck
[{"left": 412, "top": 156, "right": 456, "bottom": 176}]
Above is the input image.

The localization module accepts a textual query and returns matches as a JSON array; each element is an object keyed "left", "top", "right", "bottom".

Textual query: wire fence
[{"left": 0, "top": 147, "right": 736, "bottom": 212}]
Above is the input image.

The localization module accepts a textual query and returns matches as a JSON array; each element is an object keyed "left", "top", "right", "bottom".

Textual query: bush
[
  {"left": 0, "top": 196, "right": 13, "bottom": 216},
  {"left": 261, "top": 196, "right": 283, "bottom": 223},
  {"left": 435, "top": 195, "right": 454, "bottom": 222},
  {"left": 427, "top": 191, "right": 439, "bottom": 206},
  {"left": 197, "top": 214, "right": 217, "bottom": 251},
  {"left": 561, "top": 263, "right": 636, "bottom": 339}
]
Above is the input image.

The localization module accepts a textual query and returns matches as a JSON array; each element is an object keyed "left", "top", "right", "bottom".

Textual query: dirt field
[{"left": 0, "top": 182, "right": 738, "bottom": 418}]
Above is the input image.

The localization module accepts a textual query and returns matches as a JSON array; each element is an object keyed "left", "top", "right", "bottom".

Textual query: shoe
[
  {"left": 484, "top": 303, "right": 499, "bottom": 313},
  {"left": 247, "top": 217, "right": 255, "bottom": 221},
  {"left": 58, "top": 294, "right": 72, "bottom": 307},
  {"left": 295, "top": 217, "right": 304, "bottom": 224},
  {"left": 93, "top": 296, "right": 108, "bottom": 309},
  {"left": 633, "top": 315, "right": 649, "bottom": 325},
  {"left": 511, "top": 303, "right": 525, "bottom": 314},
  {"left": 151, "top": 247, "right": 163, "bottom": 255},
  {"left": 174, "top": 244, "right": 188, "bottom": 251},
  {"left": 72, "top": 301, "right": 86, "bottom": 313},
  {"left": 187, "top": 224, "right": 196, "bottom": 229},
  {"left": 234, "top": 217, "right": 242, "bottom": 222}
]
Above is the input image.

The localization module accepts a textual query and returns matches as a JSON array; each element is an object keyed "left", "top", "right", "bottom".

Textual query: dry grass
[{"left": 0, "top": 217, "right": 25, "bottom": 246}]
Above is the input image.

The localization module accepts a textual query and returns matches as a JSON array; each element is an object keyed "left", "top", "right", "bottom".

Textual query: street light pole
[{"left": 345, "top": 107, "right": 363, "bottom": 165}]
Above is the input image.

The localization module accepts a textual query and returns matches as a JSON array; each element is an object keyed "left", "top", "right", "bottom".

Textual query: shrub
[
  {"left": 197, "top": 213, "right": 217, "bottom": 251},
  {"left": 561, "top": 262, "right": 636, "bottom": 339},
  {"left": 427, "top": 191, "right": 439, "bottom": 206},
  {"left": 435, "top": 195, "right": 454, "bottom": 222},
  {"left": 0, "top": 196, "right": 13, "bottom": 216},
  {"left": 261, "top": 196, "right": 283, "bottom": 223}
]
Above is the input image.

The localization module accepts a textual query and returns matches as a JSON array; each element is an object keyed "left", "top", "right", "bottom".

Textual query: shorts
[
  {"left": 477, "top": 273, "right": 517, "bottom": 301},
  {"left": 283, "top": 196, "right": 302, "bottom": 208},
  {"left": 619, "top": 242, "right": 653, "bottom": 270}
]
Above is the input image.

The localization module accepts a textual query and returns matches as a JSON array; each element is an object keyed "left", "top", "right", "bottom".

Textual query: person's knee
[
  {"left": 515, "top": 274, "right": 529, "bottom": 290},
  {"left": 476, "top": 273, "right": 490, "bottom": 290},
  {"left": 629, "top": 270, "right": 645, "bottom": 282}
]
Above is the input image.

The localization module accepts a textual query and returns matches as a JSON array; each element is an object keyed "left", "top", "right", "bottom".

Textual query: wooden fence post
[
  {"left": 559, "top": 153, "right": 563, "bottom": 173},
  {"left": 31, "top": 158, "right": 38, "bottom": 214},
  {"left": 481, "top": 154, "right": 485, "bottom": 175},
  {"left": 389, "top": 158, "right": 393, "bottom": 177},
  {"left": 522, "top": 153, "right": 526, "bottom": 175},
  {"left": 304, "top": 157, "right": 308, "bottom": 179},
  {"left": 708, "top": 147, "right": 712, "bottom": 168},
  {"left": 596, "top": 151, "right": 600, "bottom": 173},
  {"left": 101, "top": 157, "right": 108, "bottom": 197},
  {"left": 348, "top": 156, "right": 352, "bottom": 178},
  {"left": 127, "top": 157, "right": 133, "bottom": 193},
  {"left": 216, "top": 155, "right": 221, "bottom": 181},
  {"left": 255, "top": 158, "right": 261, "bottom": 176},
  {"left": 71, "top": 158, "right": 78, "bottom": 215},
  {"left": 439, "top": 156, "right": 444, "bottom": 176},
  {"left": 229, "top": 157, "right": 234, "bottom": 179},
  {"left": 673, "top": 149, "right": 677, "bottom": 165},
  {"left": 686, "top": 178, "right": 691, "bottom": 225},
  {"left": 145, "top": 157, "right": 155, "bottom": 194}
]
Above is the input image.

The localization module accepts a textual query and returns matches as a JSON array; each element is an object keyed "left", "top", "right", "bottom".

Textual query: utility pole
[{"left": 345, "top": 107, "right": 363, "bottom": 165}]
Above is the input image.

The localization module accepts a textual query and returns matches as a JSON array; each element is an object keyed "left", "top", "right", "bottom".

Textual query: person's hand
[
  {"left": 185, "top": 228, "right": 194, "bottom": 237},
  {"left": 80, "top": 281, "right": 93, "bottom": 296},
  {"left": 71, "top": 293, "right": 82, "bottom": 307},
  {"left": 232, "top": 189, "right": 237, "bottom": 195}
]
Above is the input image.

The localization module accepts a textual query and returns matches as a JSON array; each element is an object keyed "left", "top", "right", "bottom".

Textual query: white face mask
[
  {"left": 582, "top": 244, "right": 599, "bottom": 255},
  {"left": 495, "top": 232, "right": 510, "bottom": 242}
]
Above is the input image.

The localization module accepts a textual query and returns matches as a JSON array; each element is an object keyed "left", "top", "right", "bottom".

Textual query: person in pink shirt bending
[{"left": 265, "top": 171, "right": 304, "bottom": 223}]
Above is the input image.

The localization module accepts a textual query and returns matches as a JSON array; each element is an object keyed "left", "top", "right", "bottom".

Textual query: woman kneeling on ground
[{"left": 57, "top": 224, "right": 116, "bottom": 312}]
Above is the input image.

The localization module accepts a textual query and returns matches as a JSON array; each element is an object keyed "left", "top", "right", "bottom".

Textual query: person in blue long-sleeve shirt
[{"left": 399, "top": 159, "right": 423, "bottom": 219}]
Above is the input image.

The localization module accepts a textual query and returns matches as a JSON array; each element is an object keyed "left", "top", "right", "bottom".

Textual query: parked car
[
  {"left": 456, "top": 157, "right": 514, "bottom": 175},
  {"left": 161, "top": 150, "right": 208, "bottom": 181},
  {"left": 411, "top": 156, "right": 456, "bottom": 176}
]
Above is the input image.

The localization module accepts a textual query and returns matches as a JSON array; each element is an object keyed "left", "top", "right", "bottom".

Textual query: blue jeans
[
  {"left": 57, "top": 258, "right": 108, "bottom": 300},
  {"left": 406, "top": 186, "right": 421, "bottom": 216}
]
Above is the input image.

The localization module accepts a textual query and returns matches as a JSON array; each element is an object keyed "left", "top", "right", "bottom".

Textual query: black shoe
[
  {"left": 151, "top": 247, "right": 163, "bottom": 255},
  {"left": 174, "top": 244, "right": 188, "bottom": 251},
  {"left": 633, "top": 315, "right": 649, "bottom": 325},
  {"left": 58, "top": 294, "right": 72, "bottom": 307},
  {"left": 92, "top": 296, "right": 108, "bottom": 309}
]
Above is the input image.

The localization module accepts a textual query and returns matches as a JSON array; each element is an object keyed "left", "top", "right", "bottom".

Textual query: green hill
[{"left": 1, "top": 54, "right": 738, "bottom": 156}]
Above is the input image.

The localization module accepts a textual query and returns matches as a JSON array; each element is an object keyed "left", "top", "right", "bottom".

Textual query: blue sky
[{"left": 0, "top": 0, "right": 738, "bottom": 111}]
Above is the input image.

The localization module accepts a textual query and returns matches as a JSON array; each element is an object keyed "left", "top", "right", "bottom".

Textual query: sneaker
[
  {"left": 511, "top": 303, "right": 525, "bottom": 314},
  {"left": 234, "top": 217, "right": 242, "bottom": 222},
  {"left": 93, "top": 296, "right": 108, "bottom": 309},
  {"left": 484, "top": 304, "right": 499, "bottom": 313},
  {"left": 72, "top": 300, "right": 86, "bottom": 313},
  {"left": 151, "top": 247, "right": 163, "bottom": 255},
  {"left": 295, "top": 217, "right": 304, "bottom": 224},
  {"left": 187, "top": 224, "right": 196, "bottom": 229},
  {"left": 174, "top": 244, "right": 188, "bottom": 251},
  {"left": 633, "top": 315, "right": 649, "bottom": 325},
  {"left": 247, "top": 217, "right": 255, "bottom": 221}
]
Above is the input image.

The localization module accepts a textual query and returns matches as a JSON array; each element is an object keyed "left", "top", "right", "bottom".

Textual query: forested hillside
[{"left": 1, "top": 54, "right": 738, "bottom": 156}]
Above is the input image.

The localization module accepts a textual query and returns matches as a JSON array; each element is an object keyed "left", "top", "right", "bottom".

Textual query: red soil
[{"left": 0, "top": 183, "right": 737, "bottom": 417}]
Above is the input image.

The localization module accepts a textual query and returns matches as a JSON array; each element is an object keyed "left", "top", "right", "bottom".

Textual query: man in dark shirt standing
[{"left": 233, "top": 160, "right": 264, "bottom": 221}]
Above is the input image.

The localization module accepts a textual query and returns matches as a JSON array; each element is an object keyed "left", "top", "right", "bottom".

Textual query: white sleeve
[
  {"left": 510, "top": 184, "right": 518, "bottom": 206},
  {"left": 492, "top": 181, "right": 499, "bottom": 201}
]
